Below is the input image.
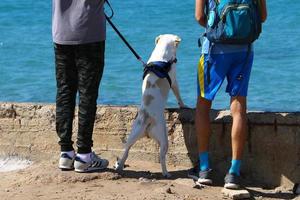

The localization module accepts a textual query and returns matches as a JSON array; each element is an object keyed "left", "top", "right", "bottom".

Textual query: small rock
[
  {"left": 174, "top": 178, "right": 194, "bottom": 187},
  {"left": 292, "top": 195, "right": 300, "bottom": 200},
  {"left": 138, "top": 177, "right": 147, "bottom": 182},
  {"left": 275, "top": 186, "right": 284, "bottom": 193},
  {"left": 138, "top": 177, "right": 155, "bottom": 183},
  {"left": 193, "top": 182, "right": 205, "bottom": 189},
  {"left": 166, "top": 187, "right": 174, "bottom": 194},
  {"left": 222, "top": 188, "right": 250, "bottom": 200},
  {"left": 111, "top": 174, "right": 122, "bottom": 180},
  {"left": 5, "top": 189, "right": 10, "bottom": 192}
]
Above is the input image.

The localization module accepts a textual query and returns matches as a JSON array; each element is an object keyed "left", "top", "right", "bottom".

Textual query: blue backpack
[{"left": 206, "top": 0, "right": 262, "bottom": 44}]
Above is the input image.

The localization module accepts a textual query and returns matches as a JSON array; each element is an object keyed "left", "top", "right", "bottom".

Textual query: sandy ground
[{"left": 0, "top": 154, "right": 299, "bottom": 200}]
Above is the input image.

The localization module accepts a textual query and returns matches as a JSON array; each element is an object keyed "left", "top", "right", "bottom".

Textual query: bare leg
[
  {"left": 230, "top": 96, "right": 247, "bottom": 160},
  {"left": 195, "top": 97, "right": 212, "bottom": 153},
  {"left": 223, "top": 96, "right": 247, "bottom": 189}
]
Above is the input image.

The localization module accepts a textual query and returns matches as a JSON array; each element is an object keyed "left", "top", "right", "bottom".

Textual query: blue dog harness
[{"left": 143, "top": 58, "right": 177, "bottom": 87}]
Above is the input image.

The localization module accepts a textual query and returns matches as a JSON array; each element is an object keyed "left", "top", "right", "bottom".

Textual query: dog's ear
[
  {"left": 174, "top": 36, "right": 181, "bottom": 47},
  {"left": 155, "top": 35, "right": 162, "bottom": 44}
]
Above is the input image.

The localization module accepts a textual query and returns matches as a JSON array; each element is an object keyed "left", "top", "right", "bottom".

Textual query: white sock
[
  {"left": 61, "top": 150, "right": 75, "bottom": 158},
  {"left": 76, "top": 152, "right": 92, "bottom": 162}
]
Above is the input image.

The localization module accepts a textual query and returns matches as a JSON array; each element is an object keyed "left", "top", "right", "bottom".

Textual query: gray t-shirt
[{"left": 52, "top": 0, "right": 106, "bottom": 45}]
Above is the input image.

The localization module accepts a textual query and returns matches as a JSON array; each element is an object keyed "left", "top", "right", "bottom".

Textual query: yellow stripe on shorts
[{"left": 198, "top": 55, "right": 205, "bottom": 97}]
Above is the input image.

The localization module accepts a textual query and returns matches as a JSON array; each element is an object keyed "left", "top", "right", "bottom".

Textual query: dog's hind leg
[
  {"left": 159, "top": 137, "right": 170, "bottom": 178},
  {"left": 150, "top": 121, "right": 171, "bottom": 178},
  {"left": 115, "top": 112, "right": 148, "bottom": 171}
]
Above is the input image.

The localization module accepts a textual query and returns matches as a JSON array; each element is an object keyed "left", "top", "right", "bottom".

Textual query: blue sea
[{"left": 0, "top": 0, "right": 299, "bottom": 111}]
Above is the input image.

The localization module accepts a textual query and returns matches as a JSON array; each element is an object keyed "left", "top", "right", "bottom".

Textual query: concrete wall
[{"left": 0, "top": 103, "right": 299, "bottom": 188}]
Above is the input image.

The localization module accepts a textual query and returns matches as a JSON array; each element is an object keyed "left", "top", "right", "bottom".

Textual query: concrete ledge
[{"left": 0, "top": 103, "right": 299, "bottom": 188}]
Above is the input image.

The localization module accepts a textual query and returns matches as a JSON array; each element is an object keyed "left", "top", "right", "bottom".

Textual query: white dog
[{"left": 114, "top": 34, "right": 186, "bottom": 177}]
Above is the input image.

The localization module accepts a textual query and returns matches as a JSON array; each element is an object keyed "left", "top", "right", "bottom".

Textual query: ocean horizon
[{"left": 0, "top": 0, "right": 299, "bottom": 112}]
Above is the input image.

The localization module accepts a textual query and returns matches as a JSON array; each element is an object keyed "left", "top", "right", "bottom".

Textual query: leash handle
[{"left": 104, "top": 0, "right": 114, "bottom": 19}]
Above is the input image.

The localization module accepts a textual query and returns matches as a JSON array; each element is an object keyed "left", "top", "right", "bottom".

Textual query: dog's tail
[
  {"left": 125, "top": 108, "right": 152, "bottom": 143},
  {"left": 137, "top": 108, "right": 152, "bottom": 128}
]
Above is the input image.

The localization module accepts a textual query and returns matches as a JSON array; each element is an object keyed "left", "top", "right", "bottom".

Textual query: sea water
[{"left": 0, "top": 0, "right": 299, "bottom": 111}]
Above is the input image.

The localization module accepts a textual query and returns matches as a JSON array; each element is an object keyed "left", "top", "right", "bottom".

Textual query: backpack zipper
[{"left": 220, "top": 4, "right": 250, "bottom": 21}]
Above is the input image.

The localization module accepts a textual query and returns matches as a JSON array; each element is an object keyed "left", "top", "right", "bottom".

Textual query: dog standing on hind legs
[{"left": 114, "top": 34, "right": 186, "bottom": 178}]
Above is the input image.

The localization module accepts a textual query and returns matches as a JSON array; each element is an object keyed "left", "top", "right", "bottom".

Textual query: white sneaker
[
  {"left": 74, "top": 152, "right": 109, "bottom": 173},
  {"left": 197, "top": 169, "right": 213, "bottom": 185},
  {"left": 59, "top": 152, "right": 75, "bottom": 170},
  {"left": 224, "top": 173, "right": 241, "bottom": 189}
]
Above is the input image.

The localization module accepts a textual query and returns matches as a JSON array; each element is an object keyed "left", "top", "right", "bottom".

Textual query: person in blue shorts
[{"left": 194, "top": 0, "right": 267, "bottom": 189}]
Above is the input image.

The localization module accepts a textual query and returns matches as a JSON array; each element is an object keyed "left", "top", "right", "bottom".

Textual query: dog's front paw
[
  {"left": 114, "top": 161, "right": 124, "bottom": 171},
  {"left": 113, "top": 157, "right": 124, "bottom": 171}
]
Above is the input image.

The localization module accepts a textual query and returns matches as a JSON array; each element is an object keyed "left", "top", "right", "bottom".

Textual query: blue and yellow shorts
[{"left": 197, "top": 52, "right": 254, "bottom": 100}]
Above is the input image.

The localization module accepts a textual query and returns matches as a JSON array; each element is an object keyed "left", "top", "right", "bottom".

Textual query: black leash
[
  {"left": 104, "top": 0, "right": 146, "bottom": 67},
  {"left": 104, "top": 0, "right": 176, "bottom": 88}
]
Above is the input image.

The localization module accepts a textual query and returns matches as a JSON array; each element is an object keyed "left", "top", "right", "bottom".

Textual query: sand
[
  {"left": 0, "top": 155, "right": 298, "bottom": 200},
  {"left": 0, "top": 156, "right": 32, "bottom": 172}
]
